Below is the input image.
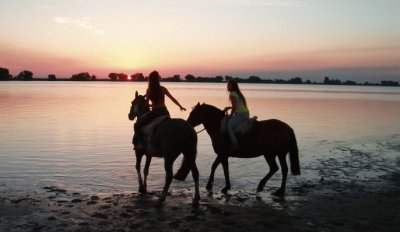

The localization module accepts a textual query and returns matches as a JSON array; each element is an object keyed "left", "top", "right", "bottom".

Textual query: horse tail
[
  {"left": 174, "top": 124, "right": 197, "bottom": 181},
  {"left": 289, "top": 128, "right": 301, "bottom": 175}
]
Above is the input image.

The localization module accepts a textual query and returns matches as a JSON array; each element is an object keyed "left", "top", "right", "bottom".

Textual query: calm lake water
[{"left": 1, "top": 82, "right": 400, "bottom": 197}]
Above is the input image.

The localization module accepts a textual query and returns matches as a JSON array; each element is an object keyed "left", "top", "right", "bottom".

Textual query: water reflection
[{"left": 0, "top": 82, "right": 399, "bottom": 196}]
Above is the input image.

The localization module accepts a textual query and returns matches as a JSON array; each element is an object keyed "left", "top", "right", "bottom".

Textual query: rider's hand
[{"left": 223, "top": 106, "right": 231, "bottom": 112}]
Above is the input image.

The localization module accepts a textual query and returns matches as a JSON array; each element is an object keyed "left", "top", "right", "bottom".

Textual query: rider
[
  {"left": 133, "top": 71, "right": 186, "bottom": 150},
  {"left": 224, "top": 79, "right": 249, "bottom": 152}
]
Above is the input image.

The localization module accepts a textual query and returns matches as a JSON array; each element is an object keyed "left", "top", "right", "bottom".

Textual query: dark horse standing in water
[
  {"left": 187, "top": 103, "right": 300, "bottom": 196},
  {"left": 128, "top": 92, "right": 200, "bottom": 206}
]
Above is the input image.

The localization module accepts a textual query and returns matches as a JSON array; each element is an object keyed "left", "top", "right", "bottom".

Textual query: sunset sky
[{"left": 1, "top": 0, "right": 399, "bottom": 82}]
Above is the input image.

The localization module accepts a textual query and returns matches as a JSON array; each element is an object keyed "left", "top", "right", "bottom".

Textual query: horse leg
[
  {"left": 135, "top": 152, "right": 145, "bottom": 194},
  {"left": 206, "top": 156, "right": 221, "bottom": 191},
  {"left": 156, "top": 158, "right": 174, "bottom": 207},
  {"left": 220, "top": 157, "right": 231, "bottom": 194},
  {"left": 142, "top": 155, "right": 152, "bottom": 194},
  {"left": 191, "top": 163, "right": 200, "bottom": 208},
  {"left": 274, "top": 153, "right": 288, "bottom": 196},
  {"left": 257, "top": 155, "right": 279, "bottom": 192}
]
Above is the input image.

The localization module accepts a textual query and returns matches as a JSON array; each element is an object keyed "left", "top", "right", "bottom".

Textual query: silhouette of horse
[
  {"left": 128, "top": 91, "right": 200, "bottom": 206},
  {"left": 187, "top": 103, "right": 300, "bottom": 196}
]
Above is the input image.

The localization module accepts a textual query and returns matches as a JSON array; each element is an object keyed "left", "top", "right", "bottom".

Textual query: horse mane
[{"left": 201, "top": 103, "right": 225, "bottom": 121}]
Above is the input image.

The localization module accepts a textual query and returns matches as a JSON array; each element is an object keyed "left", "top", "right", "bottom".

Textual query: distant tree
[
  {"left": 48, "top": 74, "right": 57, "bottom": 81},
  {"left": 248, "top": 76, "right": 261, "bottom": 83},
  {"left": 381, "top": 80, "right": 399, "bottom": 86},
  {"left": 305, "top": 80, "right": 312, "bottom": 84},
  {"left": 195, "top": 76, "right": 218, "bottom": 82},
  {"left": 224, "top": 76, "right": 232, "bottom": 82},
  {"left": 136, "top": 73, "right": 145, "bottom": 81},
  {"left": 215, "top": 76, "right": 223, "bottom": 82},
  {"left": 15, "top": 70, "right": 33, "bottom": 81},
  {"left": 289, "top": 77, "right": 303, "bottom": 84},
  {"left": 108, "top": 73, "right": 118, "bottom": 81},
  {"left": 263, "top": 79, "right": 274, "bottom": 83},
  {"left": 323, "top": 76, "right": 341, "bottom": 85},
  {"left": 91, "top": 75, "right": 97, "bottom": 81},
  {"left": 274, "top": 79, "right": 286, "bottom": 84},
  {"left": 323, "top": 76, "right": 330, "bottom": 84},
  {"left": 163, "top": 74, "right": 181, "bottom": 82},
  {"left": 118, "top": 73, "right": 128, "bottom": 81},
  {"left": 0, "top": 67, "right": 12, "bottom": 80},
  {"left": 70, "top": 72, "right": 92, "bottom": 81},
  {"left": 185, "top": 74, "right": 196, "bottom": 82},
  {"left": 172, "top": 74, "right": 181, "bottom": 81},
  {"left": 130, "top": 73, "right": 145, "bottom": 81},
  {"left": 343, "top": 80, "right": 356, "bottom": 85}
]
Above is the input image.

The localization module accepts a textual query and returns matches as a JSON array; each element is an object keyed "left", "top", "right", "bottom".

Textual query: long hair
[
  {"left": 147, "top": 71, "right": 162, "bottom": 103},
  {"left": 228, "top": 79, "right": 247, "bottom": 107}
]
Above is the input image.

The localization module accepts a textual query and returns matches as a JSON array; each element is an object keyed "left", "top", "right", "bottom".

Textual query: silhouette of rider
[
  {"left": 224, "top": 80, "right": 249, "bottom": 152},
  {"left": 133, "top": 71, "right": 186, "bottom": 150}
]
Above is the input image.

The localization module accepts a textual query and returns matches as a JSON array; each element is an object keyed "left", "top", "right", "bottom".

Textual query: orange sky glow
[{"left": 1, "top": 0, "right": 399, "bottom": 82}]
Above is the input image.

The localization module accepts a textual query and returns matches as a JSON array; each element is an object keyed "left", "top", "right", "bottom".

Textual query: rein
[{"left": 195, "top": 127, "right": 206, "bottom": 134}]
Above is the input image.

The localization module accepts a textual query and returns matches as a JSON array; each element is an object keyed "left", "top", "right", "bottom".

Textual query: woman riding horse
[
  {"left": 187, "top": 103, "right": 300, "bottom": 196},
  {"left": 224, "top": 80, "right": 250, "bottom": 152},
  {"left": 132, "top": 71, "right": 186, "bottom": 150},
  {"left": 128, "top": 72, "right": 199, "bottom": 207}
]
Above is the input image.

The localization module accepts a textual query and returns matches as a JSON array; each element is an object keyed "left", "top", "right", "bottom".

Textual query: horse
[
  {"left": 187, "top": 103, "right": 300, "bottom": 196},
  {"left": 128, "top": 91, "right": 200, "bottom": 206}
]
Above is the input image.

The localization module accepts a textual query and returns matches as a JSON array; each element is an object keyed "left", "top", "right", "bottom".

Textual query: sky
[{"left": 1, "top": 0, "right": 399, "bottom": 82}]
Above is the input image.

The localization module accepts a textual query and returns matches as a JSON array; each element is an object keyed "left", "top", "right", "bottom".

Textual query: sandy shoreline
[
  {"left": 1, "top": 171, "right": 399, "bottom": 232},
  {"left": 2, "top": 136, "right": 400, "bottom": 231}
]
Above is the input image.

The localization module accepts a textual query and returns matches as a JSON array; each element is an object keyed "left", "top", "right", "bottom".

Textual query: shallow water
[{"left": 0, "top": 82, "right": 399, "bottom": 197}]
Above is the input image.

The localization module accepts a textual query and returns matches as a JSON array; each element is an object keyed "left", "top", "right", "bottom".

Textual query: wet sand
[
  {"left": 1, "top": 137, "right": 400, "bottom": 231},
  {"left": 1, "top": 172, "right": 399, "bottom": 232}
]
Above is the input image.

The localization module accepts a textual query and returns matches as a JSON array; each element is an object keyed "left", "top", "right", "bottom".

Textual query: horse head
[
  {"left": 128, "top": 91, "right": 150, "bottom": 121},
  {"left": 187, "top": 102, "right": 225, "bottom": 127}
]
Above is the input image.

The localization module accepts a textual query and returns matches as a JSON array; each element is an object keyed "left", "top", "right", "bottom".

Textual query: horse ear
[
  {"left": 196, "top": 102, "right": 200, "bottom": 106},
  {"left": 135, "top": 91, "right": 138, "bottom": 97}
]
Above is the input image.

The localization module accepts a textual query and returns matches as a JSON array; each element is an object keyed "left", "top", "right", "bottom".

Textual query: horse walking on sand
[
  {"left": 128, "top": 92, "right": 200, "bottom": 206},
  {"left": 187, "top": 103, "right": 300, "bottom": 196}
]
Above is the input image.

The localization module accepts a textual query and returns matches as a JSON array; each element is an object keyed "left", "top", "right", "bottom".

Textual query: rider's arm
[{"left": 163, "top": 87, "right": 186, "bottom": 111}]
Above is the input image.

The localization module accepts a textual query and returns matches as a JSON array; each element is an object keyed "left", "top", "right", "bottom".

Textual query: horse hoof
[
  {"left": 206, "top": 184, "right": 213, "bottom": 191},
  {"left": 139, "top": 185, "right": 147, "bottom": 194},
  {"left": 192, "top": 198, "right": 200, "bottom": 208},
  {"left": 256, "top": 187, "right": 263, "bottom": 193},
  {"left": 155, "top": 199, "right": 164, "bottom": 208},
  {"left": 272, "top": 189, "right": 285, "bottom": 197},
  {"left": 221, "top": 188, "right": 229, "bottom": 194}
]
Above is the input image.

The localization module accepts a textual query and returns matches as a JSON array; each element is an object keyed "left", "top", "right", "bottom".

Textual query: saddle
[
  {"left": 220, "top": 116, "right": 258, "bottom": 136},
  {"left": 142, "top": 115, "right": 170, "bottom": 136},
  {"left": 141, "top": 115, "right": 170, "bottom": 157}
]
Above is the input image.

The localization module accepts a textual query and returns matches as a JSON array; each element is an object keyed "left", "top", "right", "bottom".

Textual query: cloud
[{"left": 54, "top": 17, "right": 104, "bottom": 35}]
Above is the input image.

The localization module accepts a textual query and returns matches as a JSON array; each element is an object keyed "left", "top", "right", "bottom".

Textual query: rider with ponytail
[
  {"left": 224, "top": 79, "right": 249, "bottom": 151},
  {"left": 133, "top": 71, "right": 186, "bottom": 150}
]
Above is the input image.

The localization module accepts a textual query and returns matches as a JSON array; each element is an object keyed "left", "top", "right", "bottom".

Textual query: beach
[
  {"left": 1, "top": 82, "right": 400, "bottom": 231},
  {"left": 1, "top": 162, "right": 399, "bottom": 232}
]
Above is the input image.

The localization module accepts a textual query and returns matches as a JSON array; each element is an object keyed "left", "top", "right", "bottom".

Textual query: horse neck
[
  {"left": 201, "top": 107, "right": 225, "bottom": 141},
  {"left": 137, "top": 106, "right": 150, "bottom": 118},
  {"left": 203, "top": 120, "right": 220, "bottom": 137}
]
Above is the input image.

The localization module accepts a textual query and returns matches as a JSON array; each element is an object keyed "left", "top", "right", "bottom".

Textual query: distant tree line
[{"left": 0, "top": 66, "right": 399, "bottom": 86}]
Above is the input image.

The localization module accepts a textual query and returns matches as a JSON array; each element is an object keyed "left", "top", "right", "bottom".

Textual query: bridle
[
  {"left": 131, "top": 95, "right": 149, "bottom": 119},
  {"left": 195, "top": 127, "right": 206, "bottom": 134}
]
